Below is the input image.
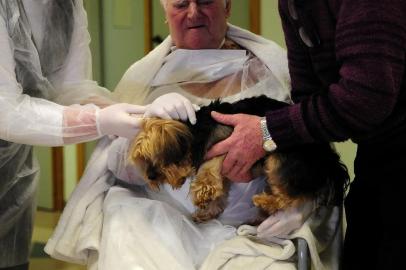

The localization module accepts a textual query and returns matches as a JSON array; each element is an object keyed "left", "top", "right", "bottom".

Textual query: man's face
[{"left": 166, "top": 0, "right": 231, "bottom": 49}]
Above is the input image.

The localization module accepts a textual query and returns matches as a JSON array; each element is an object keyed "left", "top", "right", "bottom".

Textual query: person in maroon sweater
[{"left": 206, "top": 0, "right": 406, "bottom": 269}]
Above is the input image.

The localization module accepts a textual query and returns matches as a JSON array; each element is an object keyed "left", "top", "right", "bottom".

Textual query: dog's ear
[{"left": 160, "top": 120, "right": 193, "bottom": 165}]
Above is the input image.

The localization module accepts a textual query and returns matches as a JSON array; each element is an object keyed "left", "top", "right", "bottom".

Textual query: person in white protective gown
[
  {"left": 46, "top": 1, "right": 344, "bottom": 269},
  {"left": 0, "top": 1, "right": 147, "bottom": 269}
]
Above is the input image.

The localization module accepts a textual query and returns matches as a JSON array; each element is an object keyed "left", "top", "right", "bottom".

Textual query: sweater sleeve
[{"left": 268, "top": 0, "right": 406, "bottom": 148}]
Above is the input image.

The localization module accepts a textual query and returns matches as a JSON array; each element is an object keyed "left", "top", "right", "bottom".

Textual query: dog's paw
[
  {"left": 191, "top": 183, "right": 219, "bottom": 208},
  {"left": 190, "top": 171, "right": 224, "bottom": 208},
  {"left": 190, "top": 157, "right": 226, "bottom": 208},
  {"left": 192, "top": 209, "right": 214, "bottom": 223},
  {"left": 252, "top": 193, "right": 279, "bottom": 214},
  {"left": 192, "top": 199, "right": 225, "bottom": 223},
  {"left": 253, "top": 192, "right": 297, "bottom": 215}
]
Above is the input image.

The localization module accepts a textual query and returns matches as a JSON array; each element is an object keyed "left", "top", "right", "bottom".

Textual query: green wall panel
[
  {"left": 34, "top": 147, "right": 53, "bottom": 209},
  {"left": 102, "top": 0, "right": 146, "bottom": 90}
]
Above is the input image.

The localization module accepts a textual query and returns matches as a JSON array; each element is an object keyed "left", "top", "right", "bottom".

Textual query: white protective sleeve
[
  {"left": 0, "top": 0, "right": 109, "bottom": 146},
  {"left": 47, "top": 0, "right": 112, "bottom": 106}
]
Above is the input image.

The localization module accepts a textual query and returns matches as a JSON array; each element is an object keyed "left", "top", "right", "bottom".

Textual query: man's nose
[{"left": 187, "top": 2, "right": 199, "bottom": 19}]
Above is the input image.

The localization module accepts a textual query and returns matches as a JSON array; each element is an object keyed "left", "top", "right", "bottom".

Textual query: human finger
[
  {"left": 183, "top": 100, "right": 197, "bottom": 124},
  {"left": 205, "top": 138, "right": 234, "bottom": 160},
  {"left": 218, "top": 148, "right": 240, "bottom": 175},
  {"left": 174, "top": 102, "right": 188, "bottom": 122},
  {"left": 144, "top": 108, "right": 171, "bottom": 120},
  {"left": 211, "top": 111, "right": 238, "bottom": 126},
  {"left": 165, "top": 104, "right": 182, "bottom": 120},
  {"left": 193, "top": 104, "right": 200, "bottom": 111},
  {"left": 123, "top": 104, "right": 147, "bottom": 114},
  {"left": 224, "top": 159, "right": 252, "bottom": 182}
]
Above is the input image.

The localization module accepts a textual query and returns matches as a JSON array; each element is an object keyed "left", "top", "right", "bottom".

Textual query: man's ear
[{"left": 225, "top": 0, "right": 232, "bottom": 18}]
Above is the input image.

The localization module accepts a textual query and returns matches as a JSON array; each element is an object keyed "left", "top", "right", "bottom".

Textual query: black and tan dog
[{"left": 128, "top": 95, "right": 349, "bottom": 222}]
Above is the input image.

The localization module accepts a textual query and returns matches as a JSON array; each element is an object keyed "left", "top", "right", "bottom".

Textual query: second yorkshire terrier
[{"left": 128, "top": 95, "right": 349, "bottom": 223}]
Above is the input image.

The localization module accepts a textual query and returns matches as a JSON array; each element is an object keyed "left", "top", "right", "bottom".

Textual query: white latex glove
[
  {"left": 257, "top": 200, "right": 316, "bottom": 240},
  {"left": 97, "top": 103, "right": 146, "bottom": 139},
  {"left": 144, "top": 93, "right": 200, "bottom": 124}
]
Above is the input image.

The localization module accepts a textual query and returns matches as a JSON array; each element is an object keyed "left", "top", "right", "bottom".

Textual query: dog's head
[{"left": 128, "top": 118, "right": 195, "bottom": 190}]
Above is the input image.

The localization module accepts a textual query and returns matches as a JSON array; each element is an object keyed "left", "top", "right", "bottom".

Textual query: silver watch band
[{"left": 260, "top": 117, "right": 277, "bottom": 152}]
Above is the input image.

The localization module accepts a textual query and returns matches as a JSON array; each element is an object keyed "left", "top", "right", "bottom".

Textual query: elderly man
[{"left": 45, "top": 1, "right": 340, "bottom": 269}]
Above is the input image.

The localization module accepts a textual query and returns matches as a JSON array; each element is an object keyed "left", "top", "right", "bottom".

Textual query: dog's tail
[
  {"left": 275, "top": 143, "right": 350, "bottom": 206},
  {"left": 325, "top": 150, "right": 351, "bottom": 206}
]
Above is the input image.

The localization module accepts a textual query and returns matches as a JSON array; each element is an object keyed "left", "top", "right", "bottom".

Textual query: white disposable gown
[{"left": 0, "top": 0, "right": 110, "bottom": 267}]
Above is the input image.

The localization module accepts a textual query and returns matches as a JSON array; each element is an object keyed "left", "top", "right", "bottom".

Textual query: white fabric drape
[{"left": 112, "top": 24, "right": 291, "bottom": 105}]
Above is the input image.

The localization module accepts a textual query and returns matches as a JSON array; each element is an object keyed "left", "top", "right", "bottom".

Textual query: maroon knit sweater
[{"left": 268, "top": 0, "right": 406, "bottom": 148}]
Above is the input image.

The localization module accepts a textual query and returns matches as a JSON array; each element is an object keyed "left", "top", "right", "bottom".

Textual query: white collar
[
  {"left": 150, "top": 48, "right": 248, "bottom": 87},
  {"left": 170, "top": 38, "right": 226, "bottom": 52}
]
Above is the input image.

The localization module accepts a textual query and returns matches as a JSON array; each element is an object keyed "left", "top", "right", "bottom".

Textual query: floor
[{"left": 30, "top": 210, "right": 85, "bottom": 270}]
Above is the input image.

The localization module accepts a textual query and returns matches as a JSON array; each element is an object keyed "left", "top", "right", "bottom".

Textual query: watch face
[{"left": 263, "top": 140, "right": 277, "bottom": 152}]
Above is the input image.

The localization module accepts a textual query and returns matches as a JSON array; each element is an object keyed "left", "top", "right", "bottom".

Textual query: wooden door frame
[
  {"left": 249, "top": 0, "right": 261, "bottom": 35},
  {"left": 144, "top": 0, "right": 153, "bottom": 53},
  {"left": 52, "top": 147, "right": 64, "bottom": 211}
]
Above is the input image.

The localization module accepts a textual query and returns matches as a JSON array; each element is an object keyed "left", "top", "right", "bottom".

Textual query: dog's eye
[{"left": 147, "top": 167, "right": 159, "bottom": 181}]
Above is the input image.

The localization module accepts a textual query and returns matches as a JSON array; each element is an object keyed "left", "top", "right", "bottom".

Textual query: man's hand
[{"left": 205, "top": 111, "right": 266, "bottom": 182}]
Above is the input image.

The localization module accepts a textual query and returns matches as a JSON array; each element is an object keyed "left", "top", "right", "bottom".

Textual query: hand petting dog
[
  {"left": 205, "top": 111, "right": 265, "bottom": 182},
  {"left": 144, "top": 92, "right": 200, "bottom": 124}
]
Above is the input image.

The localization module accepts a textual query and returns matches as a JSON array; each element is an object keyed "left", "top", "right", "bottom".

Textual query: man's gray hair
[{"left": 160, "top": 0, "right": 229, "bottom": 10}]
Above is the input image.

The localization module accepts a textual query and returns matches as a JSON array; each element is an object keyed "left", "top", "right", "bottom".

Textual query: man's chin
[{"left": 181, "top": 37, "right": 218, "bottom": 50}]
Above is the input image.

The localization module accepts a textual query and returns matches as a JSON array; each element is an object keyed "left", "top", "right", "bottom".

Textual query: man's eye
[
  {"left": 197, "top": 0, "right": 213, "bottom": 6},
  {"left": 172, "top": 0, "right": 214, "bottom": 9},
  {"left": 173, "top": 0, "right": 189, "bottom": 9}
]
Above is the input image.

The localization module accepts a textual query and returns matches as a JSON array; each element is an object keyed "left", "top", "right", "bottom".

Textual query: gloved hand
[
  {"left": 97, "top": 103, "right": 146, "bottom": 139},
  {"left": 144, "top": 93, "right": 200, "bottom": 124},
  {"left": 257, "top": 200, "right": 316, "bottom": 240}
]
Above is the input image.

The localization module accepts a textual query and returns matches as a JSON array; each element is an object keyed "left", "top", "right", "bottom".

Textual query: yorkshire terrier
[{"left": 128, "top": 95, "right": 349, "bottom": 223}]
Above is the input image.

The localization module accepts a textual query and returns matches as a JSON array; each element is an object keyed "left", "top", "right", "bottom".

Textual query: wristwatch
[{"left": 260, "top": 117, "right": 277, "bottom": 152}]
